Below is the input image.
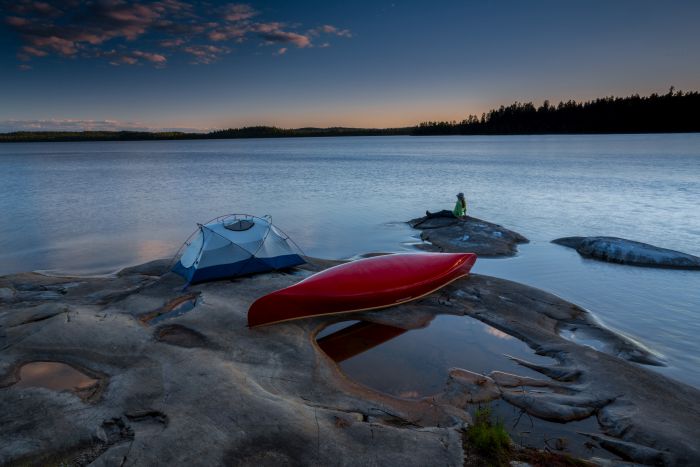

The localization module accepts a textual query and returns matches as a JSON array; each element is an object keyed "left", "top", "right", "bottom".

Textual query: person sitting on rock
[{"left": 425, "top": 192, "right": 467, "bottom": 220}]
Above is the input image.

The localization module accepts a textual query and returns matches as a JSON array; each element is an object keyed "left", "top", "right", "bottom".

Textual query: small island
[{"left": 408, "top": 214, "right": 529, "bottom": 257}]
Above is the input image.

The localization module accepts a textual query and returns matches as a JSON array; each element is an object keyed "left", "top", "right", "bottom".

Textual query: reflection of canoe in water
[
  {"left": 247, "top": 252, "right": 477, "bottom": 327},
  {"left": 317, "top": 321, "right": 407, "bottom": 362}
]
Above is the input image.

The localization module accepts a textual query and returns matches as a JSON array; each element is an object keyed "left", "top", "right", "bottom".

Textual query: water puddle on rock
[
  {"left": 317, "top": 315, "right": 615, "bottom": 459},
  {"left": 12, "top": 361, "right": 98, "bottom": 393},
  {"left": 141, "top": 293, "right": 200, "bottom": 325},
  {"left": 318, "top": 315, "right": 554, "bottom": 397}
]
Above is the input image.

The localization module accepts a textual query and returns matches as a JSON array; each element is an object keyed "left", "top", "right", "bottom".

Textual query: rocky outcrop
[
  {"left": 372, "top": 274, "right": 700, "bottom": 465},
  {"left": 0, "top": 260, "right": 464, "bottom": 466},
  {"left": 553, "top": 236, "right": 700, "bottom": 269},
  {"left": 408, "top": 215, "right": 529, "bottom": 256},
  {"left": 1, "top": 259, "right": 699, "bottom": 465}
]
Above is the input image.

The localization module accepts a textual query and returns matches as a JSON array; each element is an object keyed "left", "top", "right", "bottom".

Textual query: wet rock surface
[
  {"left": 1, "top": 259, "right": 698, "bottom": 465},
  {"left": 408, "top": 215, "right": 529, "bottom": 256},
  {"left": 153, "top": 324, "right": 210, "bottom": 348},
  {"left": 385, "top": 275, "right": 700, "bottom": 465},
  {"left": 552, "top": 236, "right": 700, "bottom": 269},
  {"left": 0, "top": 260, "right": 463, "bottom": 466}
]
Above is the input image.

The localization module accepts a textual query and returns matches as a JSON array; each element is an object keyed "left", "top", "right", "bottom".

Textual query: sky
[{"left": 1, "top": 0, "right": 699, "bottom": 131}]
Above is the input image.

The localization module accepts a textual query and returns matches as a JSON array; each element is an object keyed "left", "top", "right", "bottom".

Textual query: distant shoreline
[
  {"left": 1, "top": 129, "right": 699, "bottom": 144},
  {"left": 0, "top": 126, "right": 411, "bottom": 143},
  {"left": 3, "top": 89, "right": 697, "bottom": 143}
]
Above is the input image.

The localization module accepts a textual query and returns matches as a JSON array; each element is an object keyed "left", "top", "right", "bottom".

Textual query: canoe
[{"left": 247, "top": 252, "right": 477, "bottom": 327}]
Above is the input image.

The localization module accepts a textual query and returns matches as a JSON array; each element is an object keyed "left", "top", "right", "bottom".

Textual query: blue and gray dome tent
[{"left": 172, "top": 214, "right": 305, "bottom": 284}]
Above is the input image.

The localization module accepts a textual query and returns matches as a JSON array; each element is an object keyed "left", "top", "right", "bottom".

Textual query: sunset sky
[{"left": 2, "top": 0, "right": 699, "bottom": 131}]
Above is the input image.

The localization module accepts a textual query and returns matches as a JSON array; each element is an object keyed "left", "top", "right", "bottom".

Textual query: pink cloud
[
  {"left": 132, "top": 50, "right": 167, "bottom": 64},
  {"left": 30, "top": 2, "right": 61, "bottom": 15},
  {"left": 223, "top": 4, "right": 257, "bottom": 22},
  {"left": 208, "top": 24, "right": 248, "bottom": 42},
  {"left": 160, "top": 38, "right": 186, "bottom": 47},
  {"left": 104, "top": 4, "right": 157, "bottom": 24},
  {"left": 254, "top": 23, "right": 311, "bottom": 48},
  {"left": 208, "top": 30, "right": 227, "bottom": 41},
  {"left": 108, "top": 50, "right": 167, "bottom": 66},
  {"left": 30, "top": 35, "right": 80, "bottom": 55},
  {"left": 183, "top": 44, "right": 230, "bottom": 64},
  {"left": 318, "top": 24, "right": 352, "bottom": 38},
  {"left": 5, "top": 1, "right": 352, "bottom": 66},
  {"left": 6, "top": 16, "right": 29, "bottom": 26},
  {"left": 110, "top": 55, "right": 138, "bottom": 65},
  {"left": 21, "top": 45, "right": 48, "bottom": 57},
  {"left": 253, "top": 22, "right": 284, "bottom": 34},
  {"left": 151, "top": 0, "right": 192, "bottom": 14},
  {"left": 8, "top": 1, "right": 65, "bottom": 17}
]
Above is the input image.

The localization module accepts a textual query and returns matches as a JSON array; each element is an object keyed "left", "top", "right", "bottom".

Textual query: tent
[{"left": 172, "top": 214, "right": 305, "bottom": 284}]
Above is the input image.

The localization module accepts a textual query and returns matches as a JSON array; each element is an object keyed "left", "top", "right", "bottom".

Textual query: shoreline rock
[
  {"left": 552, "top": 236, "right": 700, "bottom": 269},
  {"left": 1, "top": 259, "right": 698, "bottom": 465},
  {"left": 372, "top": 273, "right": 700, "bottom": 465},
  {"left": 408, "top": 215, "right": 529, "bottom": 257}
]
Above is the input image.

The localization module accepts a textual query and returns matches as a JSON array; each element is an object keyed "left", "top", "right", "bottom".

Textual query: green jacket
[{"left": 453, "top": 199, "right": 467, "bottom": 217}]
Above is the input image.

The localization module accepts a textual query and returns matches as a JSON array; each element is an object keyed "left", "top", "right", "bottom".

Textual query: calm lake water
[
  {"left": 316, "top": 317, "right": 606, "bottom": 457},
  {"left": 2, "top": 134, "right": 699, "bottom": 388}
]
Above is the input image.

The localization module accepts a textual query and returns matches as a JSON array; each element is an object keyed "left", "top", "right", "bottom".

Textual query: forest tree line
[
  {"left": 1, "top": 89, "right": 698, "bottom": 143},
  {"left": 413, "top": 88, "right": 699, "bottom": 135},
  {"left": 0, "top": 126, "right": 409, "bottom": 142}
]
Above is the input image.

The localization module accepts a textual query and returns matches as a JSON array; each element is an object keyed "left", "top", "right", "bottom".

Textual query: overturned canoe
[{"left": 247, "top": 252, "right": 477, "bottom": 327}]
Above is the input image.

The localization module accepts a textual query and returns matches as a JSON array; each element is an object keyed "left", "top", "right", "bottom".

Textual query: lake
[{"left": 1, "top": 134, "right": 699, "bottom": 388}]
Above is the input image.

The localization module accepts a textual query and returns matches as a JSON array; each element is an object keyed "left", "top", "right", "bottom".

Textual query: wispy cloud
[
  {"left": 160, "top": 38, "right": 186, "bottom": 48},
  {"left": 222, "top": 3, "right": 257, "bottom": 22},
  {"left": 183, "top": 44, "right": 230, "bottom": 64},
  {"left": 0, "top": 119, "right": 151, "bottom": 132},
  {"left": 254, "top": 22, "right": 311, "bottom": 48},
  {"left": 310, "top": 24, "right": 352, "bottom": 38},
  {"left": 0, "top": 118, "right": 203, "bottom": 132},
  {"left": 109, "top": 50, "right": 168, "bottom": 66},
  {"left": 4, "top": 1, "right": 352, "bottom": 66}
]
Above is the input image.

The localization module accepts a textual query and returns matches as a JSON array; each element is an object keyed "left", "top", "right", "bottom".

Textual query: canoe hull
[{"left": 248, "top": 252, "right": 477, "bottom": 327}]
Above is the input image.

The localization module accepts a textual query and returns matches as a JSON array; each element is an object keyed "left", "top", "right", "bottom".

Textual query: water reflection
[
  {"left": 484, "top": 326, "right": 513, "bottom": 340},
  {"left": 474, "top": 242, "right": 700, "bottom": 387},
  {"left": 316, "top": 315, "right": 614, "bottom": 459},
  {"left": 317, "top": 315, "right": 554, "bottom": 397},
  {"left": 141, "top": 293, "right": 200, "bottom": 325},
  {"left": 317, "top": 321, "right": 407, "bottom": 362},
  {"left": 12, "top": 361, "right": 98, "bottom": 392}
]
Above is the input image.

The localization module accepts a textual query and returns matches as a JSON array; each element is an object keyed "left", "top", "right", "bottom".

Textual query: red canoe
[{"left": 247, "top": 252, "right": 477, "bottom": 327}]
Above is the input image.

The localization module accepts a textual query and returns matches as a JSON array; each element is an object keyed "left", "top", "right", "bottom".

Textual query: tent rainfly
[{"left": 172, "top": 214, "right": 305, "bottom": 284}]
